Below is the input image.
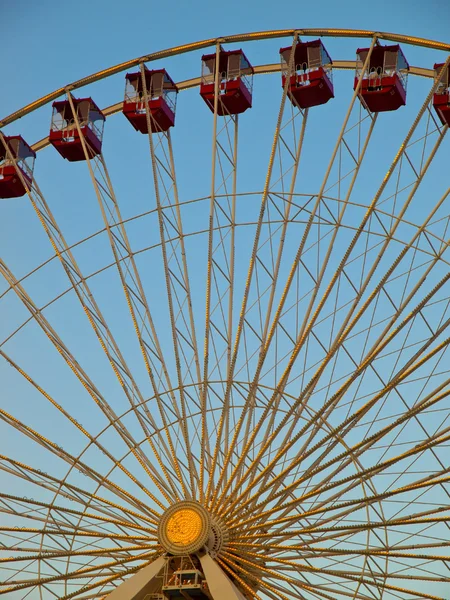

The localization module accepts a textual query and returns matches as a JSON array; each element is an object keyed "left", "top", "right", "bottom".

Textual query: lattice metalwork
[{"left": 0, "top": 29, "right": 450, "bottom": 600}]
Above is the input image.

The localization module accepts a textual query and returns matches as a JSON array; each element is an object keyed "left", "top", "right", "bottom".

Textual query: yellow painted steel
[
  {"left": 0, "top": 453, "right": 157, "bottom": 527},
  {"left": 224, "top": 547, "right": 447, "bottom": 600}
]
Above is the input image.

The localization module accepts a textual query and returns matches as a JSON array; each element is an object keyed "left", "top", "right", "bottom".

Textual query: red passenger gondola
[
  {"left": 280, "top": 39, "right": 334, "bottom": 109},
  {"left": 0, "top": 135, "right": 36, "bottom": 199},
  {"left": 49, "top": 98, "right": 105, "bottom": 161},
  {"left": 433, "top": 62, "right": 450, "bottom": 126},
  {"left": 123, "top": 68, "right": 178, "bottom": 133},
  {"left": 200, "top": 49, "right": 254, "bottom": 115},
  {"left": 354, "top": 44, "right": 409, "bottom": 112}
]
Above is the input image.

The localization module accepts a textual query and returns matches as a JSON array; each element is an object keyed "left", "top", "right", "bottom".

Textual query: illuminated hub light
[
  {"left": 158, "top": 501, "right": 211, "bottom": 555},
  {"left": 166, "top": 508, "right": 203, "bottom": 546}
]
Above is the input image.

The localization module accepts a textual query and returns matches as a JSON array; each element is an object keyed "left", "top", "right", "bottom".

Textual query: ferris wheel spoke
[
  {"left": 261, "top": 95, "right": 377, "bottom": 381},
  {"left": 228, "top": 539, "right": 450, "bottom": 561},
  {"left": 222, "top": 549, "right": 342, "bottom": 600},
  {"left": 230, "top": 105, "right": 310, "bottom": 495},
  {"left": 252, "top": 353, "right": 450, "bottom": 519},
  {"left": 0, "top": 455, "right": 159, "bottom": 532},
  {"left": 0, "top": 525, "right": 153, "bottom": 545},
  {"left": 140, "top": 66, "right": 202, "bottom": 498},
  {"left": 286, "top": 104, "right": 448, "bottom": 399},
  {"left": 277, "top": 331, "right": 450, "bottom": 503},
  {"left": 208, "top": 33, "right": 308, "bottom": 507},
  {"left": 267, "top": 582, "right": 330, "bottom": 600},
  {"left": 202, "top": 41, "right": 242, "bottom": 503},
  {"left": 222, "top": 550, "right": 369, "bottom": 600},
  {"left": 214, "top": 555, "right": 264, "bottom": 600},
  {"left": 0, "top": 517, "right": 114, "bottom": 547},
  {"left": 281, "top": 427, "right": 448, "bottom": 523},
  {"left": 0, "top": 410, "right": 151, "bottom": 516},
  {"left": 224, "top": 73, "right": 448, "bottom": 514},
  {"left": 304, "top": 501, "right": 450, "bottom": 552},
  {"left": 0, "top": 503, "right": 125, "bottom": 538},
  {"left": 227, "top": 550, "right": 374, "bottom": 597},
  {"left": 0, "top": 181, "right": 181, "bottom": 508},
  {"left": 74, "top": 594, "right": 115, "bottom": 600},
  {"left": 220, "top": 553, "right": 306, "bottom": 600},
  {"left": 242, "top": 486, "right": 450, "bottom": 553},
  {"left": 267, "top": 245, "right": 450, "bottom": 497},
  {"left": 272, "top": 510, "right": 450, "bottom": 543},
  {"left": 0, "top": 276, "right": 173, "bottom": 507},
  {"left": 0, "top": 474, "right": 141, "bottom": 544},
  {"left": 236, "top": 548, "right": 449, "bottom": 595},
  {"left": 234, "top": 106, "right": 445, "bottom": 510},
  {"left": 279, "top": 489, "right": 444, "bottom": 551},
  {"left": 63, "top": 93, "right": 188, "bottom": 499},
  {"left": 143, "top": 122, "right": 203, "bottom": 394},
  {"left": 254, "top": 581, "right": 296, "bottom": 600},
  {"left": 229, "top": 379, "right": 450, "bottom": 526},
  {"left": 266, "top": 581, "right": 354, "bottom": 600},
  {"left": 261, "top": 37, "right": 378, "bottom": 352},
  {"left": 0, "top": 549, "right": 158, "bottom": 595},
  {"left": 0, "top": 407, "right": 166, "bottom": 522},
  {"left": 262, "top": 57, "right": 449, "bottom": 408},
  {"left": 265, "top": 580, "right": 333, "bottom": 600},
  {"left": 244, "top": 259, "right": 440, "bottom": 507},
  {"left": 213, "top": 62, "right": 381, "bottom": 514},
  {"left": 242, "top": 102, "right": 309, "bottom": 356},
  {"left": 0, "top": 348, "right": 177, "bottom": 517},
  {"left": 225, "top": 547, "right": 450, "bottom": 600},
  {"left": 220, "top": 552, "right": 298, "bottom": 599},
  {"left": 0, "top": 257, "right": 176, "bottom": 510},
  {"left": 223, "top": 252, "right": 450, "bottom": 518},
  {"left": 236, "top": 468, "right": 450, "bottom": 538},
  {"left": 0, "top": 543, "right": 157, "bottom": 566},
  {"left": 55, "top": 559, "right": 156, "bottom": 600},
  {"left": 233, "top": 468, "right": 433, "bottom": 544},
  {"left": 0, "top": 493, "right": 157, "bottom": 537}
]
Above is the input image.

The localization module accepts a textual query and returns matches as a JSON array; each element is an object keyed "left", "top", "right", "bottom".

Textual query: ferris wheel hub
[{"left": 158, "top": 500, "right": 227, "bottom": 556}]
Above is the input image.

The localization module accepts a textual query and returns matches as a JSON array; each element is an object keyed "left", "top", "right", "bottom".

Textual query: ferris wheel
[{"left": 1, "top": 27, "right": 450, "bottom": 600}]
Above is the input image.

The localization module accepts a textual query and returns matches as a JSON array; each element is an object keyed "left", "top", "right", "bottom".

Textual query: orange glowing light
[{"left": 165, "top": 508, "right": 203, "bottom": 547}]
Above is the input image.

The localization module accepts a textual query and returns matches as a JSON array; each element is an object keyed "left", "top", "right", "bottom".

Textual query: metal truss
[{"left": 1, "top": 31, "right": 450, "bottom": 600}]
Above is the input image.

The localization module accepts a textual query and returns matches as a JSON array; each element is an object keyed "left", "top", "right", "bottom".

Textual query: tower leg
[
  {"left": 200, "top": 553, "right": 248, "bottom": 600},
  {"left": 106, "top": 555, "right": 165, "bottom": 600}
]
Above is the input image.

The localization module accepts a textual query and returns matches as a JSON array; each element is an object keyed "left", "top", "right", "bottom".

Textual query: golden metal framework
[{"left": 1, "top": 28, "right": 450, "bottom": 600}]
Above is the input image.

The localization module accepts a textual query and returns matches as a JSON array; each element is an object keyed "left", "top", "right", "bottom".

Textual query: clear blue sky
[
  {"left": 1, "top": 2, "right": 450, "bottom": 599},
  {"left": 2, "top": 0, "right": 449, "bottom": 119}
]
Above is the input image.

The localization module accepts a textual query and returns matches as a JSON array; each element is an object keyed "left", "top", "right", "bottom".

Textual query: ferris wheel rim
[{"left": 1, "top": 27, "right": 449, "bottom": 131}]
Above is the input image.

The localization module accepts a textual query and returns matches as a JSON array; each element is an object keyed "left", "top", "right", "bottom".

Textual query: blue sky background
[
  {"left": 1, "top": 2, "right": 450, "bottom": 598},
  {"left": 2, "top": 0, "right": 450, "bottom": 528},
  {"left": 1, "top": 0, "right": 450, "bottom": 119},
  {"left": 2, "top": 0, "right": 450, "bottom": 519}
]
